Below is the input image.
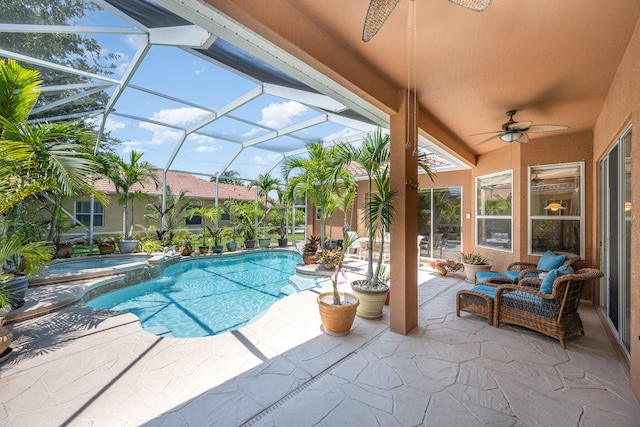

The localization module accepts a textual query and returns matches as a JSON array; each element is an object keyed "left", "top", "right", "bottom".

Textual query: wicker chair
[{"left": 491, "top": 268, "right": 604, "bottom": 348}]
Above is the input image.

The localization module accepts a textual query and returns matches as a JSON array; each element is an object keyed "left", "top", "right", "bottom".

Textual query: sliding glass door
[
  {"left": 417, "top": 187, "right": 462, "bottom": 260},
  {"left": 600, "top": 127, "right": 632, "bottom": 357}
]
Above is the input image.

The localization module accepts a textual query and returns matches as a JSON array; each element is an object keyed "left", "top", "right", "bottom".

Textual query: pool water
[{"left": 86, "top": 251, "right": 301, "bottom": 337}]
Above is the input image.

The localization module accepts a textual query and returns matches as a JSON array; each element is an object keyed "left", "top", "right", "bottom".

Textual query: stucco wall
[{"left": 593, "top": 15, "right": 640, "bottom": 399}]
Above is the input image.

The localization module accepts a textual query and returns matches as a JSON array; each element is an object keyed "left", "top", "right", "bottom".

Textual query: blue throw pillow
[
  {"left": 557, "top": 264, "right": 576, "bottom": 276},
  {"left": 537, "top": 250, "right": 566, "bottom": 271},
  {"left": 540, "top": 268, "right": 559, "bottom": 294}
]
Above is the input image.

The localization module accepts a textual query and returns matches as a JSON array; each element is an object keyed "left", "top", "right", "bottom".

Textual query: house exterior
[{"left": 62, "top": 170, "right": 255, "bottom": 239}]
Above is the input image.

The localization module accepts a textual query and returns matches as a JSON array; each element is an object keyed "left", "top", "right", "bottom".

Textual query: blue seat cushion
[
  {"left": 476, "top": 271, "right": 504, "bottom": 283},
  {"left": 470, "top": 285, "right": 497, "bottom": 299},
  {"left": 502, "top": 290, "right": 555, "bottom": 318},
  {"left": 537, "top": 250, "right": 566, "bottom": 271},
  {"left": 504, "top": 270, "right": 520, "bottom": 282}
]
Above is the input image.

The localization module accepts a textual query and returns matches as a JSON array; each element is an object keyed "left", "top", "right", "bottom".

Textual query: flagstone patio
[{"left": 0, "top": 261, "right": 638, "bottom": 426}]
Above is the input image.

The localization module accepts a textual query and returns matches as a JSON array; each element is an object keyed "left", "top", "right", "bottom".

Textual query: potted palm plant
[
  {"left": 187, "top": 205, "right": 221, "bottom": 254},
  {"left": 209, "top": 228, "right": 224, "bottom": 254},
  {"left": 223, "top": 228, "right": 237, "bottom": 252},
  {"left": 317, "top": 231, "right": 359, "bottom": 336},
  {"left": 93, "top": 235, "right": 117, "bottom": 255},
  {"left": 99, "top": 150, "right": 158, "bottom": 254},
  {"left": 302, "top": 235, "right": 320, "bottom": 264}
]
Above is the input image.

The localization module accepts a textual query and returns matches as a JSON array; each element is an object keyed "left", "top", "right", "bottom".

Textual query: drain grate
[{"left": 240, "top": 352, "right": 357, "bottom": 426}]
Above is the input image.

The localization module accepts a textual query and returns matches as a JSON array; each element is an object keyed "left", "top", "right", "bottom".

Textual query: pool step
[{"left": 283, "top": 275, "right": 320, "bottom": 295}]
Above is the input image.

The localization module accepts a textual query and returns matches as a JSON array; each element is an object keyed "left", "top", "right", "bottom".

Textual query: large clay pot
[
  {"left": 226, "top": 242, "right": 237, "bottom": 252},
  {"left": 198, "top": 246, "right": 210, "bottom": 255},
  {"left": 244, "top": 240, "right": 256, "bottom": 249},
  {"left": 98, "top": 244, "right": 115, "bottom": 255},
  {"left": 317, "top": 292, "right": 359, "bottom": 336},
  {"left": 211, "top": 245, "right": 223, "bottom": 254},
  {"left": 302, "top": 252, "right": 317, "bottom": 265},
  {"left": 350, "top": 280, "right": 390, "bottom": 320},
  {"left": 462, "top": 263, "right": 493, "bottom": 283},
  {"left": 277, "top": 238, "right": 288, "bottom": 248},
  {"left": 117, "top": 239, "right": 139, "bottom": 254},
  {"left": 55, "top": 243, "right": 73, "bottom": 259}
]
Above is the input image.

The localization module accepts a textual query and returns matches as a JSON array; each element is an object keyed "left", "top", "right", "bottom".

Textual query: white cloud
[
  {"left": 120, "top": 141, "right": 143, "bottom": 154},
  {"left": 242, "top": 127, "right": 262, "bottom": 138},
  {"left": 253, "top": 156, "right": 267, "bottom": 165},
  {"left": 196, "top": 145, "right": 217, "bottom": 153},
  {"left": 252, "top": 153, "right": 280, "bottom": 166},
  {"left": 259, "top": 101, "right": 308, "bottom": 128},
  {"left": 122, "top": 34, "right": 146, "bottom": 51},
  {"left": 104, "top": 117, "right": 126, "bottom": 132},
  {"left": 323, "top": 127, "right": 362, "bottom": 142},
  {"left": 149, "top": 107, "right": 209, "bottom": 127},
  {"left": 138, "top": 108, "right": 210, "bottom": 145}
]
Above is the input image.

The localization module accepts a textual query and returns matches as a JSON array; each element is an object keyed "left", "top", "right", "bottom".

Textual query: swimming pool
[{"left": 86, "top": 251, "right": 302, "bottom": 338}]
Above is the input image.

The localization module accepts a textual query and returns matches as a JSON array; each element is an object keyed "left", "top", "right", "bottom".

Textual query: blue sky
[{"left": 71, "top": 3, "right": 368, "bottom": 181}]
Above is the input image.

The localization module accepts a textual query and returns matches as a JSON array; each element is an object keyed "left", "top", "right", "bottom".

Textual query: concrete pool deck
[{"left": 1, "top": 259, "right": 638, "bottom": 426}]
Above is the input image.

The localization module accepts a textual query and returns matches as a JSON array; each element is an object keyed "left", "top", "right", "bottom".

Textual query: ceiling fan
[
  {"left": 473, "top": 110, "right": 570, "bottom": 146},
  {"left": 362, "top": 0, "right": 492, "bottom": 42}
]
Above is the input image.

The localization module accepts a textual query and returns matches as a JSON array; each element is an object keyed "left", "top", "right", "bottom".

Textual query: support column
[{"left": 389, "top": 89, "right": 419, "bottom": 335}]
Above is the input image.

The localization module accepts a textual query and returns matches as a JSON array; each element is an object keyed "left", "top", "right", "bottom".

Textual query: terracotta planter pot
[
  {"left": 462, "top": 263, "right": 492, "bottom": 283},
  {"left": 317, "top": 292, "right": 359, "bottom": 336},
  {"left": 0, "top": 327, "right": 12, "bottom": 358},
  {"left": 98, "top": 244, "right": 115, "bottom": 255},
  {"left": 198, "top": 246, "right": 210, "bottom": 254},
  {"left": 302, "top": 252, "right": 317, "bottom": 265},
  {"left": 55, "top": 243, "right": 73, "bottom": 259},
  {"left": 350, "top": 280, "right": 390, "bottom": 320}
]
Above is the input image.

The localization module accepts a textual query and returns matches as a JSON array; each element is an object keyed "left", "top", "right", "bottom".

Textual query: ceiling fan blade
[
  {"left": 448, "top": 0, "right": 492, "bottom": 12},
  {"left": 362, "top": 0, "right": 400, "bottom": 42},
  {"left": 527, "top": 124, "right": 570, "bottom": 133},
  {"left": 519, "top": 132, "right": 530, "bottom": 143},
  {"left": 475, "top": 133, "right": 502, "bottom": 146},
  {"left": 469, "top": 130, "right": 501, "bottom": 137},
  {"left": 505, "top": 121, "right": 532, "bottom": 131}
]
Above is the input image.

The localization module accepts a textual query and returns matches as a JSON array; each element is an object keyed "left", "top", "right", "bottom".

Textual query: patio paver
[{"left": 0, "top": 264, "right": 637, "bottom": 426}]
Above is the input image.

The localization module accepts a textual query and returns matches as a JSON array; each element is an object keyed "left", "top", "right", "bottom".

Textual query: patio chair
[
  {"left": 343, "top": 231, "right": 361, "bottom": 259},
  {"left": 475, "top": 250, "right": 581, "bottom": 284},
  {"left": 491, "top": 267, "right": 604, "bottom": 348}
]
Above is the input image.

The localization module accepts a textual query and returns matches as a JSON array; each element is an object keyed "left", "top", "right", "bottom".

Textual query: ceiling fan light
[
  {"left": 500, "top": 132, "right": 523, "bottom": 142},
  {"left": 448, "top": 0, "right": 492, "bottom": 12}
]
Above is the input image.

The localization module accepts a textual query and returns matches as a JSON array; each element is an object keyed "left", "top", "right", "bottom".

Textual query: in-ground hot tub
[{"left": 30, "top": 254, "right": 152, "bottom": 286}]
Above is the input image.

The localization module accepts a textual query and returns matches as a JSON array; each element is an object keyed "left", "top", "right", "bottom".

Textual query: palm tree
[
  {"left": 144, "top": 187, "right": 191, "bottom": 246},
  {"left": 0, "top": 59, "right": 104, "bottom": 215},
  {"left": 211, "top": 169, "right": 243, "bottom": 186},
  {"left": 100, "top": 150, "right": 158, "bottom": 240},
  {"left": 282, "top": 141, "right": 354, "bottom": 251},
  {"left": 1, "top": 59, "right": 102, "bottom": 279},
  {"left": 249, "top": 172, "right": 281, "bottom": 236}
]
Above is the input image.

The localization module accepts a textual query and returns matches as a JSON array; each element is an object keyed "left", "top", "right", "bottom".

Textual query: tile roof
[{"left": 93, "top": 170, "right": 255, "bottom": 201}]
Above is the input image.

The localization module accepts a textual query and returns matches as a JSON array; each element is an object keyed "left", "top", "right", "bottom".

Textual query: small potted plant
[
  {"left": 180, "top": 239, "right": 193, "bottom": 256},
  {"left": 187, "top": 205, "right": 221, "bottom": 254},
  {"left": 224, "top": 228, "right": 237, "bottom": 252},
  {"left": 94, "top": 235, "right": 117, "bottom": 255},
  {"left": 429, "top": 259, "right": 463, "bottom": 276},
  {"left": 302, "top": 235, "right": 320, "bottom": 265},
  {"left": 258, "top": 232, "right": 271, "bottom": 249},
  {"left": 209, "top": 228, "right": 224, "bottom": 254},
  {"left": 319, "top": 248, "right": 341, "bottom": 270},
  {"left": 461, "top": 251, "right": 492, "bottom": 282}
]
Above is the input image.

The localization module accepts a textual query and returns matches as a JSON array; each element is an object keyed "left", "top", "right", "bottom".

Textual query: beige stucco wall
[
  {"left": 61, "top": 196, "right": 233, "bottom": 239},
  {"left": 593, "top": 15, "right": 640, "bottom": 399}
]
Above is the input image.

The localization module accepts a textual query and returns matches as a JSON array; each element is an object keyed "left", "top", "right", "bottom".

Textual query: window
[
  {"left": 185, "top": 209, "right": 202, "bottom": 225},
  {"left": 477, "top": 170, "right": 512, "bottom": 251},
  {"left": 529, "top": 162, "right": 583, "bottom": 256},
  {"left": 75, "top": 201, "right": 103, "bottom": 227}
]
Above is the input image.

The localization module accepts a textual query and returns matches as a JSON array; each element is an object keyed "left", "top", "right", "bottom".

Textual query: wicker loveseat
[
  {"left": 490, "top": 267, "right": 604, "bottom": 348},
  {"left": 475, "top": 251, "right": 582, "bottom": 284}
]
